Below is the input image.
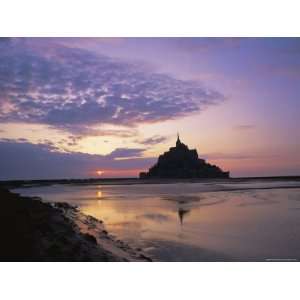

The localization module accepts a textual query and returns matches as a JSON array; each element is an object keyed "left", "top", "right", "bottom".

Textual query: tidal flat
[
  {"left": 14, "top": 178, "right": 300, "bottom": 261},
  {"left": 0, "top": 188, "right": 150, "bottom": 261}
]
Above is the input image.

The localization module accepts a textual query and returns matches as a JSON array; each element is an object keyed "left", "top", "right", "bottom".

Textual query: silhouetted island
[{"left": 140, "top": 134, "right": 229, "bottom": 179}]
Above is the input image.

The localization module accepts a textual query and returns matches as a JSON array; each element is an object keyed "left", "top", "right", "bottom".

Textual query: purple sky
[{"left": 0, "top": 38, "right": 299, "bottom": 179}]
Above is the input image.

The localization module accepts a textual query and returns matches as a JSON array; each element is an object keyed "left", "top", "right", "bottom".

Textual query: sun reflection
[{"left": 97, "top": 190, "right": 102, "bottom": 198}]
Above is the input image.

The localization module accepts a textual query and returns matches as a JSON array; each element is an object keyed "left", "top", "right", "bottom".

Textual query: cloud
[
  {"left": 0, "top": 38, "right": 224, "bottom": 135},
  {"left": 53, "top": 124, "right": 138, "bottom": 137},
  {"left": 136, "top": 135, "right": 168, "bottom": 145},
  {"left": 0, "top": 139, "right": 155, "bottom": 180},
  {"left": 107, "top": 148, "right": 145, "bottom": 159}
]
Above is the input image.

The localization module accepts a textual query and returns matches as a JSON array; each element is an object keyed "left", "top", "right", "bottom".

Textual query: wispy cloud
[
  {"left": 53, "top": 124, "right": 138, "bottom": 139},
  {"left": 135, "top": 135, "right": 168, "bottom": 145},
  {"left": 0, "top": 38, "right": 224, "bottom": 136},
  {"left": 0, "top": 139, "right": 154, "bottom": 180},
  {"left": 107, "top": 147, "right": 145, "bottom": 159}
]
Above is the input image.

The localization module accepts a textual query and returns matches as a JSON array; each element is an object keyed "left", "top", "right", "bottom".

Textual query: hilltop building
[{"left": 139, "top": 134, "right": 229, "bottom": 179}]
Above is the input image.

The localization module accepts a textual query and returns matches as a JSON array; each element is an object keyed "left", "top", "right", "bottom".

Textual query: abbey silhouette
[{"left": 140, "top": 134, "right": 229, "bottom": 179}]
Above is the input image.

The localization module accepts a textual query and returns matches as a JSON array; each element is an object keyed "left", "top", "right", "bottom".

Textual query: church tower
[{"left": 176, "top": 132, "right": 181, "bottom": 147}]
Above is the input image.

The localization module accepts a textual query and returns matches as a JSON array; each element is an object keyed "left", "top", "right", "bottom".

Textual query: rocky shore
[{"left": 0, "top": 188, "right": 151, "bottom": 262}]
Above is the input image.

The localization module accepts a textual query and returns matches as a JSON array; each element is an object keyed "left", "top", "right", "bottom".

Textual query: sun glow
[{"left": 96, "top": 170, "right": 103, "bottom": 176}]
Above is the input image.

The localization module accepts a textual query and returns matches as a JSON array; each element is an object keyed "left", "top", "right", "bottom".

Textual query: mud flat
[{"left": 0, "top": 188, "right": 151, "bottom": 262}]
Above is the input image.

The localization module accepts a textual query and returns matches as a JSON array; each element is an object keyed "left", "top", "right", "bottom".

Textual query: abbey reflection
[{"left": 178, "top": 207, "right": 190, "bottom": 225}]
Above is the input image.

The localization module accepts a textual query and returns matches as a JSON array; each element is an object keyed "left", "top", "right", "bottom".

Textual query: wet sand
[
  {"left": 13, "top": 180, "right": 300, "bottom": 261},
  {"left": 0, "top": 188, "right": 151, "bottom": 261}
]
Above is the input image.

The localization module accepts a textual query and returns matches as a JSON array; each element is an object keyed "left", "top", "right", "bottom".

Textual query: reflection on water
[
  {"left": 178, "top": 208, "right": 190, "bottom": 225},
  {"left": 96, "top": 190, "right": 102, "bottom": 198},
  {"left": 15, "top": 181, "right": 300, "bottom": 261}
]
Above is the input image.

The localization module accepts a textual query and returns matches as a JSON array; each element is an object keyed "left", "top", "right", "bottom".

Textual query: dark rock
[
  {"left": 139, "top": 254, "right": 152, "bottom": 262},
  {"left": 0, "top": 188, "right": 116, "bottom": 261},
  {"left": 140, "top": 134, "right": 229, "bottom": 179},
  {"left": 83, "top": 233, "right": 97, "bottom": 244},
  {"left": 54, "top": 202, "right": 74, "bottom": 210}
]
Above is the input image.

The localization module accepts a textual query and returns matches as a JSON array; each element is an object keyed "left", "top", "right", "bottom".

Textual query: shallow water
[{"left": 15, "top": 180, "right": 300, "bottom": 261}]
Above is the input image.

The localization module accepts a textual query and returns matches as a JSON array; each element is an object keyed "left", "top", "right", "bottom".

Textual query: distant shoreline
[{"left": 1, "top": 175, "right": 300, "bottom": 189}]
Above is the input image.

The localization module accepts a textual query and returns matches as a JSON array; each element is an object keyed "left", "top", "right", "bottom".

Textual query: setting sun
[{"left": 96, "top": 170, "right": 103, "bottom": 176}]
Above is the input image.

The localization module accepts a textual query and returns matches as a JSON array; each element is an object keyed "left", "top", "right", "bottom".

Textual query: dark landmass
[
  {"left": 140, "top": 135, "right": 229, "bottom": 179},
  {"left": 0, "top": 188, "right": 151, "bottom": 262}
]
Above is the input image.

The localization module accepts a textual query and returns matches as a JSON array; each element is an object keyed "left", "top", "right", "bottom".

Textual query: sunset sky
[{"left": 0, "top": 37, "right": 299, "bottom": 179}]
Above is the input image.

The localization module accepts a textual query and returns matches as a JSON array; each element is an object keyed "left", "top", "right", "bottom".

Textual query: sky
[{"left": 0, "top": 37, "right": 299, "bottom": 180}]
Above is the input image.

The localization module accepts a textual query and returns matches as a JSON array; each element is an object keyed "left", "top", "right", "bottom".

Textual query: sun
[{"left": 96, "top": 170, "right": 103, "bottom": 176}]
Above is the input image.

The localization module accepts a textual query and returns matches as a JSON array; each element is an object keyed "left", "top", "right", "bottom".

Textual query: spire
[{"left": 176, "top": 132, "right": 181, "bottom": 146}]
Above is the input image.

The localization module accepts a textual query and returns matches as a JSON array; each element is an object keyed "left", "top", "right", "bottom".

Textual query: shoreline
[
  {"left": 7, "top": 178, "right": 300, "bottom": 197},
  {"left": 0, "top": 188, "right": 151, "bottom": 262},
  {"left": 1, "top": 175, "right": 300, "bottom": 190}
]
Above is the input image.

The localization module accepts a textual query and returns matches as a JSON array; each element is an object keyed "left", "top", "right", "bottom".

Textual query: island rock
[{"left": 139, "top": 135, "right": 229, "bottom": 179}]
